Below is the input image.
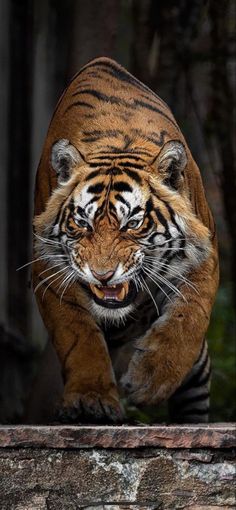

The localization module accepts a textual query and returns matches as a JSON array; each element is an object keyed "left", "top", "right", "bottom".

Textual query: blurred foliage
[{"left": 208, "top": 284, "right": 236, "bottom": 421}]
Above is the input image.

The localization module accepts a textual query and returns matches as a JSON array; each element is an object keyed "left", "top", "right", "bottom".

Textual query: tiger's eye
[{"left": 127, "top": 219, "right": 140, "bottom": 229}]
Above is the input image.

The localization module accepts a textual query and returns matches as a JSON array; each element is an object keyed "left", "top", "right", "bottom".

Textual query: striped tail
[{"left": 168, "top": 339, "right": 211, "bottom": 423}]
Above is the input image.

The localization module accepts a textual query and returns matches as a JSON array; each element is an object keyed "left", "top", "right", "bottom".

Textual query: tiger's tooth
[
  {"left": 123, "top": 281, "right": 129, "bottom": 296},
  {"left": 90, "top": 284, "right": 105, "bottom": 300},
  {"left": 117, "top": 286, "right": 126, "bottom": 301}
]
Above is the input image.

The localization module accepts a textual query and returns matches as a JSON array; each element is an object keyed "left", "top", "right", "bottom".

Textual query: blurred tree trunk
[
  {"left": 7, "top": 0, "right": 34, "bottom": 336},
  {"left": 68, "top": 0, "right": 120, "bottom": 77},
  {"left": 131, "top": 0, "right": 206, "bottom": 111},
  {"left": 131, "top": 0, "right": 154, "bottom": 86},
  {"left": 208, "top": 0, "right": 236, "bottom": 301}
]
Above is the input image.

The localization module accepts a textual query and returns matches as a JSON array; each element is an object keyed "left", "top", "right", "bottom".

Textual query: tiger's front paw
[
  {"left": 121, "top": 344, "right": 176, "bottom": 406},
  {"left": 57, "top": 391, "right": 125, "bottom": 424}
]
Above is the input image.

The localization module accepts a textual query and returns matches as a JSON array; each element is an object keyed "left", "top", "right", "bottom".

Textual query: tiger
[{"left": 33, "top": 57, "right": 219, "bottom": 424}]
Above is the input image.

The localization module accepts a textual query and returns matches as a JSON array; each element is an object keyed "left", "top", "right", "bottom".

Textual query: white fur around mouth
[{"left": 90, "top": 281, "right": 129, "bottom": 302}]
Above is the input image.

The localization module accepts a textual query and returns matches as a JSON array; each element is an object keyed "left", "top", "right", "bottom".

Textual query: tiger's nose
[{"left": 91, "top": 268, "right": 115, "bottom": 284}]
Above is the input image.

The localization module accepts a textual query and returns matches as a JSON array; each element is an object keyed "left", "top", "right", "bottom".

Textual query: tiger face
[{"left": 34, "top": 138, "right": 211, "bottom": 323}]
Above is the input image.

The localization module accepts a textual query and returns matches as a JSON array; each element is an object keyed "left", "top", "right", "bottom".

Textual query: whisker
[
  {"left": 143, "top": 259, "right": 198, "bottom": 293},
  {"left": 154, "top": 272, "right": 187, "bottom": 302},
  {"left": 139, "top": 235, "right": 197, "bottom": 248},
  {"left": 142, "top": 263, "right": 187, "bottom": 303},
  {"left": 145, "top": 247, "right": 188, "bottom": 252},
  {"left": 38, "top": 261, "right": 66, "bottom": 278},
  {"left": 59, "top": 272, "right": 76, "bottom": 305},
  {"left": 140, "top": 274, "right": 160, "bottom": 317},
  {"left": 34, "top": 267, "right": 67, "bottom": 294},
  {"left": 33, "top": 232, "right": 62, "bottom": 246},
  {"left": 16, "top": 254, "right": 67, "bottom": 271},
  {"left": 142, "top": 267, "right": 173, "bottom": 303},
  {"left": 42, "top": 270, "right": 69, "bottom": 301}
]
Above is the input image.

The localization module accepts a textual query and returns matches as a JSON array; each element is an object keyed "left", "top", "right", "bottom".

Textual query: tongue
[{"left": 101, "top": 283, "right": 125, "bottom": 301}]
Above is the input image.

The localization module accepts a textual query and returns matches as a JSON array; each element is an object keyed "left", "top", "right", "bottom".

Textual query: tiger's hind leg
[{"left": 168, "top": 339, "right": 211, "bottom": 423}]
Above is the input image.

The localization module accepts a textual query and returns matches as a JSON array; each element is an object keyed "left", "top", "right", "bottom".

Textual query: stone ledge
[
  {"left": 0, "top": 424, "right": 235, "bottom": 509},
  {"left": 0, "top": 423, "right": 235, "bottom": 449}
]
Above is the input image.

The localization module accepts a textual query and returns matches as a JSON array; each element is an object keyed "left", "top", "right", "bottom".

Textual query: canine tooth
[
  {"left": 117, "top": 286, "right": 125, "bottom": 301},
  {"left": 90, "top": 284, "right": 105, "bottom": 300},
  {"left": 123, "top": 281, "right": 129, "bottom": 296}
]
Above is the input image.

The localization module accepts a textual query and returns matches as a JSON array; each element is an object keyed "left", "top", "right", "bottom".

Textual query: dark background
[{"left": 0, "top": 0, "right": 235, "bottom": 423}]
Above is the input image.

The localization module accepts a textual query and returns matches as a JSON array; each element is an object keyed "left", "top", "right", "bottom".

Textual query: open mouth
[{"left": 88, "top": 281, "right": 137, "bottom": 308}]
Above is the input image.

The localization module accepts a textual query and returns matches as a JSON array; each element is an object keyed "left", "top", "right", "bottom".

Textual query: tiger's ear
[
  {"left": 51, "top": 139, "right": 82, "bottom": 183},
  {"left": 154, "top": 140, "right": 187, "bottom": 190}
]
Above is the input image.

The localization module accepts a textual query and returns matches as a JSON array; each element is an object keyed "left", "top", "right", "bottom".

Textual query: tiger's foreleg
[
  {"left": 33, "top": 267, "right": 124, "bottom": 423},
  {"left": 121, "top": 254, "right": 218, "bottom": 417},
  {"left": 168, "top": 338, "right": 211, "bottom": 423}
]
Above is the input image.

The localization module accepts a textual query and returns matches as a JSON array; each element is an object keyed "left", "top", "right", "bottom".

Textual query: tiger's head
[{"left": 34, "top": 138, "right": 211, "bottom": 324}]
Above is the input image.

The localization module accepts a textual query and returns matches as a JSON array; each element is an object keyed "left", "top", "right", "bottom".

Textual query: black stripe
[
  {"left": 174, "top": 352, "right": 210, "bottom": 395},
  {"left": 71, "top": 88, "right": 178, "bottom": 129},
  {"left": 81, "top": 136, "right": 102, "bottom": 143},
  {"left": 106, "top": 167, "right": 123, "bottom": 176},
  {"left": 112, "top": 182, "right": 132, "bottom": 193},
  {"left": 89, "top": 154, "right": 145, "bottom": 162},
  {"left": 175, "top": 391, "right": 210, "bottom": 405},
  {"left": 130, "top": 205, "right": 142, "bottom": 216},
  {"left": 155, "top": 207, "right": 169, "bottom": 230},
  {"left": 85, "top": 169, "right": 101, "bottom": 180},
  {"left": 85, "top": 60, "right": 168, "bottom": 109},
  {"left": 108, "top": 201, "right": 119, "bottom": 221},
  {"left": 76, "top": 206, "right": 87, "bottom": 218},
  {"left": 65, "top": 100, "right": 94, "bottom": 112},
  {"left": 145, "top": 197, "right": 153, "bottom": 214},
  {"left": 89, "top": 162, "right": 111, "bottom": 168},
  {"left": 164, "top": 202, "right": 183, "bottom": 234},
  {"left": 176, "top": 365, "right": 211, "bottom": 395},
  {"left": 83, "top": 129, "right": 121, "bottom": 138},
  {"left": 123, "top": 134, "right": 132, "bottom": 150},
  {"left": 196, "top": 340, "right": 206, "bottom": 364},
  {"left": 134, "top": 100, "right": 178, "bottom": 129},
  {"left": 147, "top": 131, "right": 169, "bottom": 147},
  {"left": 73, "top": 88, "right": 120, "bottom": 104},
  {"left": 53, "top": 197, "right": 68, "bottom": 227},
  {"left": 118, "top": 161, "right": 144, "bottom": 170},
  {"left": 94, "top": 204, "right": 106, "bottom": 219},
  {"left": 87, "top": 196, "right": 99, "bottom": 205},
  {"left": 123, "top": 168, "right": 142, "bottom": 183},
  {"left": 58, "top": 207, "right": 68, "bottom": 230},
  {"left": 67, "top": 198, "right": 75, "bottom": 212},
  {"left": 130, "top": 128, "right": 169, "bottom": 148},
  {"left": 114, "top": 193, "right": 130, "bottom": 210},
  {"left": 87, "top": 183, "right": 105, "bottom": 194},
  {"left": 138, "top": 219, "right": 154, "bottom": 235}
]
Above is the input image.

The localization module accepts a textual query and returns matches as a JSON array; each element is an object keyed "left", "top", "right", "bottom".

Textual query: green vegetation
[{"left": 208, "top": 284, "right": 236, "bottom": 421}]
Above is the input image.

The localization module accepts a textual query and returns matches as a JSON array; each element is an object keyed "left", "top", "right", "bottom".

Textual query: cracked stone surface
[
  {"left": 0, "top": 424, "right": 235, "bottom": 449},
  {"left": 0, "top": 425, "right": 235, "bottom": 509}
]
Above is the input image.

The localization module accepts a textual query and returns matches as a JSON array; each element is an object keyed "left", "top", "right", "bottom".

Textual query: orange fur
[{"left": 33, "top": 58, "right": 219, "bottom": 422}]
